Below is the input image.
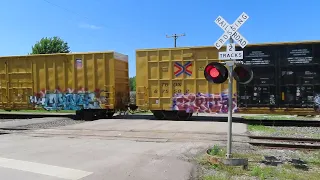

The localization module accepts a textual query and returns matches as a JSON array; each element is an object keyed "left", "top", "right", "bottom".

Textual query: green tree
[
  {"left": 129, "top": 76, "right": 136, "bottom": 91},
  {"left": 31, "top": 36, "right": 70, "bottom": 54}
]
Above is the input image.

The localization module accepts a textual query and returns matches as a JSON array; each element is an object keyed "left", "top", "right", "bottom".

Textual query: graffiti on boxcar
[
  {"left": 171, "top": 91, "right": 238, "bottom": 113},
  {"left": 29, "top": 88, "right": 107, "bottom": 111},
  {"left": 314, "top": 94, "right": 320, "bottom": 112}
]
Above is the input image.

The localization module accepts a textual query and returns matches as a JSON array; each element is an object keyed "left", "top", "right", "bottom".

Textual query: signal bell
[
  {"left": 204, "top": 62, "right": 229, "bottom": 84},
  {"left": 204, "top": 62, "right": 253, "bottom": 84}
]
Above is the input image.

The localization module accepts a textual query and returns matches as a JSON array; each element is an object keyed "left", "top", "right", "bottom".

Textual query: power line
[
  {"left": 166, "top": 33, "right": 186, "bottom": 48},
  {"left": 41, "top": 0, "right": 89, "bottom": 20}
]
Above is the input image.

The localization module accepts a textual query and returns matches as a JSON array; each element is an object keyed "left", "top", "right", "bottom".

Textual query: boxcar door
[{"left": 6, "top": 57, "right": 34, "bottom": 110}]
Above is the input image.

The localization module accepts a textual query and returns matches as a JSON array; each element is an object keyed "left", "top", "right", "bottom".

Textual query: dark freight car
[
  {"left": 279, "top": 43, "right": 320, "bottom": 109},
  {"left": 237, "top": 45, "right": 278, "bottom": 108},
  {"left": 237, "top": 41, "right": 320, "bottom": 113}
]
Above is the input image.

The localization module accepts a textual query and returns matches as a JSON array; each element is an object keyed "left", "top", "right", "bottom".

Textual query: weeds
[
  {"left": 242, "top": 115, "right": 295, "bottom": 120},
  {"left": 247, "top": 125, "right": 276, "bottom": 133},
  {"left": 232, "top": 152, "right": 262, "bottom": 162},
  {"left": 202, "top": 173, "right": 227, "bottom": 180},
  {"left": 205, "top": 163, "right": 320, "bottom": 180},
  {"left": 215, "top": 164, "right": 247, "bottom": 176},
  {"left": 208, "top": 145, "right": 226, "bottom": 158},
  {"left": 200, "top": 145, "right": 320, "bottom": 180},
  {"left": 0, "top": 109, "right": 75, "bottom": 113},
  {"left": 250, "top": 166, "right": 276, "bottom": 179},
  {"left": 300, "top": 151, "right": 320, "bottom": 167}
]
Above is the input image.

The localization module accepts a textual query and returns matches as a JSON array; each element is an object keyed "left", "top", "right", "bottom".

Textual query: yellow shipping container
[
  {"left": 0, "top": 51, "right": 129, "bottom": 120},
  {"left": 136, "top": 46, "right": 237, "bottom": 120}
]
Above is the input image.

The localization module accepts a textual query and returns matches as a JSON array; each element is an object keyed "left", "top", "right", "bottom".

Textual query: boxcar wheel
[
  {"left": 152, "top": 110, "right": 166, "bottom": 120},
  {"left": 163, "top": 111, "right": 178, "bottom": 120},
  {"left": 177, "top": 111, "right": 193, "bottom": 121},
  {"left": 75, "top": 110, "right": 84, "bottom": 120},
  {"left": 107, "top": 112, "right": 114, "bottom": 118},
  {"left": 83, "top": 111, "right": 94, "bottom": 121},
  {"left": 97, "top": 110, "right": 107, "bottom": 119}
]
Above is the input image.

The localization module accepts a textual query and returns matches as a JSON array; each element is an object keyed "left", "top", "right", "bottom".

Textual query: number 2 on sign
[{"left": 227, "top": 43, "right": 235, "bottom": 52}]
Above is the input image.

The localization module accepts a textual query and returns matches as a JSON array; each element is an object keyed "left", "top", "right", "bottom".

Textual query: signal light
[
  {"left": 204, "top": 62, "right": 229, "bottom": 84},
  {"left": 203, "top": 62, "right": 253, "bottom": 84},
  {"left": 232, "top": 64, "right": 253, "bottom": 84}
]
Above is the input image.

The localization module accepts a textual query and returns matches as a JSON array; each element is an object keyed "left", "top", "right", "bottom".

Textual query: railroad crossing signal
[
  {"left": 206, "top": 12, "right": 253, "bottom": 159},
  {"left": 204, "top": 62, "right": 252, "bottom": 84},
  {"left": 204, "top": 12, "right": 253, "bottom": 85}
]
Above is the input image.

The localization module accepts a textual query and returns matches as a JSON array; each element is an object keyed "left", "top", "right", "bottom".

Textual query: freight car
[
  {"left": 236, "top": 40, "right": 320, "bottom": 115},
  {"left": 0, "top": 51, "right": 130, "bottom": 120},
  {"left": 135, "top": 46, "right": 237, "bottom": 120},
  {"left": 135, "top": 40, "right": 320, "bottom": 119}
]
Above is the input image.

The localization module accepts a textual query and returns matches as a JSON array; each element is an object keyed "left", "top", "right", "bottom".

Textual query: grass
[
  {"left": 247, "top": 124, "right": 320, "bottom": 138},
  {"left": 0, "top": 109, "right": 75, "bottom": 114},
  {"left": 202, "top": 159, "right": 320, "bottom": 180},
  {"left": 242, "top": 114, "right": 298, "bottom": 120},
  {"left": 133, "top": 110, "right": 152, "bottom": 114},
  {"left": 250, "top": 166, "right": 274, "bottom": 179},
  {"left": 242, "top": 114, "right": 320, "bottom": 121},
  {"left": 0, "top": 109, "right": 153, "bottom": 117},
  {"left": 200, "top": 145, "right": 320, "bottom": 180},
  {"left": 247, "top": 125, "right": 277, "bottom": 133},
  {"left": 299, "top": 151, "right": 320, "bottom": 167},
  {"left": 232, "top": 152, "right": 263, "bottom": 162},
  {"left": 249, "top": 165, "right": 320, "bottom": 180},
  {"left": 202, "top": 173, "right": 227, "bottom": 180},
  {"left": 206, "top": 145, "right": 263, "bottom": 162},
  {"left": 208, "top": 145, "right": 226, "bottom": 157}
]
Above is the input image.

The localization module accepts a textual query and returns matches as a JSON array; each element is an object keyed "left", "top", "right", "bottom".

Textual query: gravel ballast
[
  {"left": 0, "top": 117, "right": 85, "bottom": 130},
  {"left": 248, "top": 125, "right": 320, "bottom": 139}
]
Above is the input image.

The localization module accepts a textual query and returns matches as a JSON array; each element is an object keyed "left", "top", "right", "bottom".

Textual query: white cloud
[{"left": 78, "top": 23, "right": 102, "bottom": 30}]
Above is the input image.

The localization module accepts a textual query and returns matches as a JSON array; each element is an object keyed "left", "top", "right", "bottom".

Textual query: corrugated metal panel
[
  {"left": 0, "top": 51, "right": 129, "bottom": 111},
  {"left": 136, "top": 46, "right": 238, "bottom": 114}
]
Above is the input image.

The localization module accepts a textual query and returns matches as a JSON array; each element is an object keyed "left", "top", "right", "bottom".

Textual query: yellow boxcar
[
  {"left": 0, "top": 51, "right": 129, "bottom": 120},
  {"left": 136, "top": 46, "right": 237, "bottom": 120}
]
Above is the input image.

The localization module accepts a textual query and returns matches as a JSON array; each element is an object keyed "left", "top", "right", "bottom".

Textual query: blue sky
[{"left": 0, "top": 0, "right": 319, "bottom": 77}]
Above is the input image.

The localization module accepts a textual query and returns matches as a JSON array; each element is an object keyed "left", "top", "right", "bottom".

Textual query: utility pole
[{"left": 166, "top": 33, "right": 185, "bottom": 48}]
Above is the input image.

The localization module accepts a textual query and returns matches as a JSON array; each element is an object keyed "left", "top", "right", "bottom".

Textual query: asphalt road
[{"left": 0, "top": 118, "right": 248, "bottom": 180}]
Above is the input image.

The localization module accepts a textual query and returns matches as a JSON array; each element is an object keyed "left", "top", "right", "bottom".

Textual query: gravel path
[
  {"left": 0, "top": 117, "right": 85, "bottom": 130},
  {"left": 15, "top": 118, "right": 85, "bottom": 129}
]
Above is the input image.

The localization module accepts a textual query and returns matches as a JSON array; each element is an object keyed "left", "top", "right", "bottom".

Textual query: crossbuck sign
[{"left": 214, "top": 12, "right": 249, "bottom": 60}]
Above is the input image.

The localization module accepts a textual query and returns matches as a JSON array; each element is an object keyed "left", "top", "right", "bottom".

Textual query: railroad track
[
  {"left": 0, "top": 113, "right": 74, "bottom": 119},
  {"left": 248, "top": 135, "right": 320, "bottom": 150},
  {"left": 1, "top": 112, "right": 320, "bottom": 127},
  {"left": 2, "top": 125, "right": 319, "bottom": 150}
]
